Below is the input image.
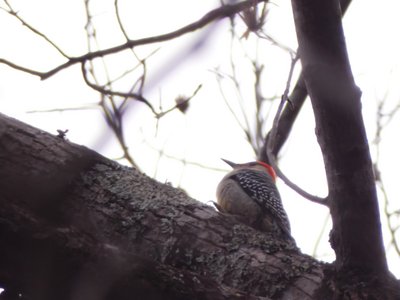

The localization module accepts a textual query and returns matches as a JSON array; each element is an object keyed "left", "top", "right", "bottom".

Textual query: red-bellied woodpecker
[{"left": 216, "top": 159, "right": 291, "bottom": 237}]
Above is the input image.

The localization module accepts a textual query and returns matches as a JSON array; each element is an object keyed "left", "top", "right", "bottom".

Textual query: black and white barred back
[{"left": 229, "top": 169, "right": 291, "bottom": 236}]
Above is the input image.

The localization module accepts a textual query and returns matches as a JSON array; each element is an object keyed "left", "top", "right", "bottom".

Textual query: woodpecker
[{"left": 216, "top": 159, "right": 291, "bottom": 236}]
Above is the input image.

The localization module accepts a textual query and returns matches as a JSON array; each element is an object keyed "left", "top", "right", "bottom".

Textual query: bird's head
[{"left": 221, "top": 158, "right": 277, "bottom": 182}]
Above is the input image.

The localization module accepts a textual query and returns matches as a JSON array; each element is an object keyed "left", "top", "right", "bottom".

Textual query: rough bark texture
[{"left": 0, "top": 113, "right": 324, "bottom": 299}]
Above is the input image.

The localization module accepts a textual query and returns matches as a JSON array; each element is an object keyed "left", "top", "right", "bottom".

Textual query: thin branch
[
  {"left": 226, "top": 18, "right": 255, "bottom": 148},
  {"left": 81, "top": 61, "right": 157, "bottom": 115},
  {"left": 0, "top": 58, "right": 45, "bottom": 76},
  {"left": 26, "top": 104, "right": 98, "bottom": 114},
  {"left": 0, "top": 0, "right": 268, "bottom": 80},
  {"left": 266, "top": 54, "right": 327, "bottom": 206},
  {"left": 257, "top": 32, "right": 296, "bottom": 55},
  {"left": 378, "top": 180, "right": 400, "bottom": 256},
  {"left": 114, "top": 0, "right": 130, "bottom": 40},
  {"left": 312, "top": 212, "right": 331, "bottom": 257},
  {"left": 118, "top": 48, "right": 160, "bottom": 112},
  {"left": 142, "top": 135, "right": 227, "bottom": 173},
  {"left": 259, "top": 71, "right": 307, "bottom": 162},
  {"left": 156, "top": 84, "right": 203, "bottom": 118},
  {"left": 114, "top": 0, "right": 148, "bottom": 94},
  {"left": 214, "top": 17, "right": 262, "bottom": 153},
  {"left": 213, "top": 67, "right": 253, "bottom": 146},
  {"left": 97, "top": 93, "right": 138, "bottom": 168},
  {"left": 82, "top": 0, "right": 137, "bottom": 168},
  {"left": 373, "top": 95, "right": 400, "bottom": 257},
  {"left": 3, "top": 0, "right": 69, "bottom": 58}
]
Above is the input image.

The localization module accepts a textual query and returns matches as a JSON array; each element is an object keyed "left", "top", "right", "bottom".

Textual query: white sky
[{"left": 0, "top": 0, "right": 400, "bottom": 277}]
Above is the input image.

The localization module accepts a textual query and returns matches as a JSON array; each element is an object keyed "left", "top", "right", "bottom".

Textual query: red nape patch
[{"left": 256, "top": 161, "right": 277, "bottom": 181}]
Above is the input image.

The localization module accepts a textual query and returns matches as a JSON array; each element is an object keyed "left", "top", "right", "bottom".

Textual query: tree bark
[{"left": 0, "top": 113, "right": 324, "bottom": 299}]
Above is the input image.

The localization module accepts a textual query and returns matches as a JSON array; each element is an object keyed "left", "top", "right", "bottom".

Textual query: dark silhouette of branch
[
  {"left": 114, "top": 0, "right": 149, "bottom": 95},
  {"left": 374, "top": 96, "right": 400, "bottom": 257},
  {"left": 2, "top": 0, "right": 69, "bottom": 58},
  {"left": 0, "top": 0, "right": 268, "bottom": 80},
  {"left": 266, "top": 55, "right": 327, "bottom": 206},
  {"left": 292, "top": 0, "right": 388, "bottom": 276},
  {"left": 312, "top": 212, "right": 331, "bottom": 257},
  {"left": 259, "top": 73, "right": 307, "bottom": 162},
  {"left": 81, "top": 61, "right": 157, "bottom": 114},
  {"left": 156, "top": 84, "right": 203, "bottom": 118}
]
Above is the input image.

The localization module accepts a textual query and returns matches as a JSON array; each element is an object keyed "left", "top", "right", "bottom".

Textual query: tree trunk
[
  {"left": 292, "top": 0, "right": 386, "bottom": 273},
  {"left": 291, "top": 0, "right": 400, "bottom": 298}
]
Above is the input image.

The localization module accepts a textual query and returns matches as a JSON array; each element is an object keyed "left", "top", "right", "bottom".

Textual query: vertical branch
[
  {"left": 291, "top": 0, "right": 388, "bottom": 274},
  {"left": 374, "top": 97, "right": 400, "bottom": 257},
  {"left": 266, "top": 55, "right": 326, "bottom": 205},
  {"left": 83, "top": 0, "right": 138, "bottom": 167}
]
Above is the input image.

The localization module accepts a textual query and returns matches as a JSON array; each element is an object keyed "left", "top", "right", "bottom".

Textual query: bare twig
[
  {"left": 3, "top": 0, "right": 69, "bottom": 58},
  {"left": 378, "top": 180, "right": 400, "bottom": 256},
  {"left": 374, "top": 95, "right": 400, "bottom": 256},
  {"left": 114, "top": 0, "right": 149, "bottom": 95},
  {"left": 239, "top": 0, "right": 268, "bottom": 39},
  {"left": 0, "top": 0, "right": 268, "bottom": 80},
  {"left": 82, "top": 0, "right": 139, "bottom": 167},
  {"left": 143, "top": 136, "right": 227, "bottom": 173},
  {"left": 256, "top": 32, "right": 296, "bottom": 56},
  {"left": 227, "top": 20, "right": 256, "bottom": 150},
  {"left": 213, "top": 67, "right": 254, "bottom": 149},
  {"left": 266, "top": 54, "right": 327, "bottom": 206},
  {"left": 156, "top": 84, "right": 203, "bottom": 118},
  {"left": 84, "top": 0, "right": 120, "bottom": 123},
  {"left": 312, "top": 212, "right": 331, "bottom": 256},
  {"left": 81, "top": 61, "right": 157, "bottom": 115},
  {"left": 214, "top": 14, "right": 284, "bottom": 156},
  {"left": 214, "top": 17, "right": 263, "bottom": 154},
  {"left": 26, "top": 104, "right": 98, "bottom": 114}
]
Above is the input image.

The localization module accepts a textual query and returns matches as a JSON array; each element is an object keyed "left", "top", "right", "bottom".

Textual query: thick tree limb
[
  {"left": 291, "top": 0, "right": 387, "bottom": 276},
  {"left": 0, "top": 111, "right": 399, "bottom": 298},
  {"left": 0, "top": 113, "right": 323, "bottom": 299}
]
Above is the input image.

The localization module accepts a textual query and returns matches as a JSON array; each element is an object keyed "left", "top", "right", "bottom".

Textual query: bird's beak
[{"left": 221, "top": 158, "right": 238, "bottom": 169}]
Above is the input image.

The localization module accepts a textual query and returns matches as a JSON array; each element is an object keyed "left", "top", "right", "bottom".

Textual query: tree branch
[
  {"left": 0, "top": 112, "right": 324, "bottom": 299},
  {"left": 291, "top": 0, "right": 388, "bottom": 275},
  {"left": 3, "top": 0, "right": 69, "bottom": 58},
  {"left": 0, "top": 0, "right": 268, "bottom": 80},
  {"left": 81, "top": 61, "right": 157, "bottom": 114},
  {"left": 265, "top": 54, "right": 327, "bottom": 205}
]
